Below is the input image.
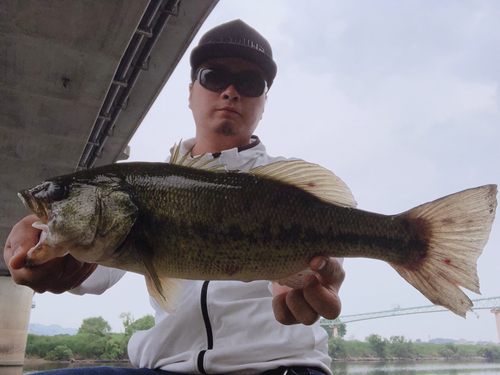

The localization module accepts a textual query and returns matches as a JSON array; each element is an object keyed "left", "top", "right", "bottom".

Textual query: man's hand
[
  {"left": 4, "top": 215, "right": 97, "bottom": 294},
  {"left": 272, "top": 256, "right": 345, "bottom": 325}
]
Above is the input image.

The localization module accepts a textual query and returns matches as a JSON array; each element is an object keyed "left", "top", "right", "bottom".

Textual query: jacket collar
[{"left": 175, "top": 135, "right": 267, "bottom": 171}]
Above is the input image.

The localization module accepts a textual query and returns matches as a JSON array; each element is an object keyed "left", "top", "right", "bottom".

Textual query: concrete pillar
[
  {"left": 0, "top": 276, "right": 33, "bottom": 366},
  {"left": 330, "top": 325, "right": 339, "bottom": 338},
  {"left": 491, "top": 309, "right": 500, "bottom": 344}
]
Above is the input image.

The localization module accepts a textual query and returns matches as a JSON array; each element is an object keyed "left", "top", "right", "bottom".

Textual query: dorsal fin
[
  {"left": 247, "top": 160, "right": 357, "bottom": 208},
  {"left": 169, "top": 140, "right": 228, "bottom": 172}
]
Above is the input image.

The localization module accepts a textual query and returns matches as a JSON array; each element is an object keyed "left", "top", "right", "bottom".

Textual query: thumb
[
  {"left": 309, "top": 256, "right": 345, "bottom": 291},
  {"left": 6, "top": 215, "right": 42, "bottom": 270},
  {"left": 9, "top": 245, "right": 30, "bottom": 270}
]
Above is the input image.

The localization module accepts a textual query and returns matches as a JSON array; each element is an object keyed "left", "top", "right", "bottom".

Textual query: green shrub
[
  {"left": 366, "top": 334, "right": 388, "bottom": 358},
  {"left": 44, "top": 345, "right": 73, "bottom": 361},
  {"left": 478, "top": 346, "right": 500, "bottom": 359},
  {"left": 389, "top": 336, "right": 416, "bottom": 358},
  {"left": 328, "top": 337, "right": 347, "bottom": 359}
]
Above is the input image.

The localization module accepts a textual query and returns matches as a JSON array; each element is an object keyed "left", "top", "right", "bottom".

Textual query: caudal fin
[{"left": 390, "top": 185, "right": 497, "bottom": 317}]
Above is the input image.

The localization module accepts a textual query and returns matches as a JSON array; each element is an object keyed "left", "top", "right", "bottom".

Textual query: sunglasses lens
[
  {"left": 199, "top": 68, "right": 229, "bottom": 91},
  {"left": 235, "top": 71, "right": 267, "bottom": 97},
  {"left": 197, "top": 68, "right": 267, "bottom": 97}
]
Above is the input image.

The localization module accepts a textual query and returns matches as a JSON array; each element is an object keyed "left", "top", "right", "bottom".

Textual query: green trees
[
  {"left": 365, "top": 335, "right": 416, "bottom": 359},
  {"left": 477, "top": 346, "right": 500, "bottom": 359},
  {"left": 388, "top": 336, "right": 415, "bottom": 358},
  {"left": 26, "top": 313, "right": 154, "bottom": 361},
  {"left": 78, "top": 316, "right": 111, "bottom": 336},
  {"left": 328, "top": 337, "right": 347, "bottom": 359},
  {"left": 337, "top": 324, "right": 347, "bottom": 339},
  {"left": 121, "top": 313, "right": 155, "bottom": 337},
  {"left": 366, "top": 334, "right": 389, "bottom": 358}
]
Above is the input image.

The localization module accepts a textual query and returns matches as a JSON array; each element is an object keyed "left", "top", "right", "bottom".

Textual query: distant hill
[
  {"left": 29, "top": 323, "right": 78, "bottom": 336},
  {"left": 427, "top": 338, "right": 496, "bottom": 345}
]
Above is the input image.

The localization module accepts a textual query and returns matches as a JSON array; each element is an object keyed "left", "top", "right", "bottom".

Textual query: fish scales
[
  {"left": 106, "top": 163, "right": 426, "bottom": 281},
  {"left": 17, "top": 147, "right": 497, "bottom": 317}
]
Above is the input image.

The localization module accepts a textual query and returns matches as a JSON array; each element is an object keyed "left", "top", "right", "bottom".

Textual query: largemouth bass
[{"left": 17, "top": 145, "right": 497, "bottom": 317}]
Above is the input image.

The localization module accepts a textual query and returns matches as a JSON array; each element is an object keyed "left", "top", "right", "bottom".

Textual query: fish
[{"left": 17, "top": 143, "right": 497, "bottom": 317}]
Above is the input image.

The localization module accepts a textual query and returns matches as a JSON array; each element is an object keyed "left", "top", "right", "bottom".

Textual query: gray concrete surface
[
  {"left": 0, "top": 277, "right": 33, "bottom": 365},
  {"left": 0, "top": 0, "right": 218, "bottom": 275}
]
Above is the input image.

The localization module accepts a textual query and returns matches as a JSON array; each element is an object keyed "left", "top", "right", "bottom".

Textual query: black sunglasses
[{"left": 195, "top": 67, "right": 268, "bottom": 98}]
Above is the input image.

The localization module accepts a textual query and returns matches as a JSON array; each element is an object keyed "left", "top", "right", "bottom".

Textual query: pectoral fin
[{"left": 136, "top": 237, "right": 182, "bottom": 314}]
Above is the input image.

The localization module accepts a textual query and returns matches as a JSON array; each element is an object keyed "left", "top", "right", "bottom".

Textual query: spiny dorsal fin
[
  {"left": 169, "top": 140, "right": 228, "bottom": 172},
  {"left": 247, "top": 160, "right": 357, "bottom": 208}
]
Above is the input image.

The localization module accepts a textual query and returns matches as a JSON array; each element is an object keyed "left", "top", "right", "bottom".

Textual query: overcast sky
[{"left": 29, "top": 0, "right": 500, "bottom": 343}]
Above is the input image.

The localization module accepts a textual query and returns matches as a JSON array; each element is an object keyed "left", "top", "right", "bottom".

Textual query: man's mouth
[{"left": 218, "top": 107, "right": 241, "bottom": 115}]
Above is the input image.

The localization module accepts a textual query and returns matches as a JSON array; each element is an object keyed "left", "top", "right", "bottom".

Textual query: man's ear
[
  {"left": 260, "top": 94, "right": 266, "bottom": 120},
  {"left": 188, "top": 83, "right": 193, "bottom": 109}
]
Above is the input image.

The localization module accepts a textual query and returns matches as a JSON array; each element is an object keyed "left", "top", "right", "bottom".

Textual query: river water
[
  {"left": 330, "top": 360, "right": 500, "bottom": 374},
  {"left": 0, "top": 360, "right": 499, "bottom": 374}
]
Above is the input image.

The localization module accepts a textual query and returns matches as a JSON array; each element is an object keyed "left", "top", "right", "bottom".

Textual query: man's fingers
[
  {"left": 286, "top": 288, "right": 319, "bottom": 325},
  {"left": 273, "top": 289, "right": 320, "bottom": 326},
  {"left": 310, "top": 256, "right": 345, "bottom": 291},
  {"left": 272, "top": 292, "right": 297, "bottom": 325},
  {"left": 302, "top": 257, "right": 345, "bottom": 320},
  {"left": 10, "top": 258, "right": 65, "bottom": 292},
  {"left": 303, "top": 275, "right": 342, "bottom": 320}
]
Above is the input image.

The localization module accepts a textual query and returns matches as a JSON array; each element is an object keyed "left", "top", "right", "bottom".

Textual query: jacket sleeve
[{"left": 69, "top": 265, "right": 126, "bottom": 295}]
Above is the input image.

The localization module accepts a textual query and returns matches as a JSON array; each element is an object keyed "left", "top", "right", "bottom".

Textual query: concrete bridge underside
[{"left": 0, "top": 0, "right": 219, "bottom": 365}]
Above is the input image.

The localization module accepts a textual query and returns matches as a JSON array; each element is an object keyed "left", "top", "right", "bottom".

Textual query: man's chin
[{"left": 215, "top": 123, "right": 237, "bottom": 137}]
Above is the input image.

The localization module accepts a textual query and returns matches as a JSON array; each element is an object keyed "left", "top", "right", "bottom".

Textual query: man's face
[{"left": 189, "top": 57, "right": 267, "bottom": 149}]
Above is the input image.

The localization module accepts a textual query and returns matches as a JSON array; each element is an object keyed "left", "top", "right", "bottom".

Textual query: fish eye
[{"left": 48, "top": 183, "right": 67, "bottom": 201}]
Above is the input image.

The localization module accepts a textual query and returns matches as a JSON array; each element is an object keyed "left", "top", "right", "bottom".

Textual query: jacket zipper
[{"left": 197, "top": 280, "right": 213, "bottom": 374}]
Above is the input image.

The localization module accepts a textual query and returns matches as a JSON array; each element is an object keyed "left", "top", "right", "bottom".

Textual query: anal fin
[{"left": 273, "top": 268, "right": 317, "bottom": 289}]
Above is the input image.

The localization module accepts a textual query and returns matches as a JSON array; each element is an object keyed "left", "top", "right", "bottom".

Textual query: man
[{"left": 4, "top": 19, "right": 345, "bottom": 375}]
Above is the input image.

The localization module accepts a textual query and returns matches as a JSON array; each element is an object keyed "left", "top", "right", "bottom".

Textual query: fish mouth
[{"left": 18, "top": 188, "right": 50, "bottom": 224}]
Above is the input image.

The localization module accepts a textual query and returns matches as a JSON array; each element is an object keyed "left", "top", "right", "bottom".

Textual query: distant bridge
[{"left": 319, "top": 296, "right": 500, "bottom": 327}]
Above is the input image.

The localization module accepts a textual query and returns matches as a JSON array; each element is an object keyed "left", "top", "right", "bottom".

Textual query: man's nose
[{"left": 221, "top": 84, "right": 240, "bottom": 101}]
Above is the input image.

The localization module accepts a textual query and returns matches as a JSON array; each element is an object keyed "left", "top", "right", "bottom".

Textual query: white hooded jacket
[{"left": 71, "top": 137, "right": 335, "bottom": 375}]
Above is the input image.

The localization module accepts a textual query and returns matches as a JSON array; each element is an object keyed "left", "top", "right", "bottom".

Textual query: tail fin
[{"left": 390, "top": 184, "right": 497, "bottom": 317}]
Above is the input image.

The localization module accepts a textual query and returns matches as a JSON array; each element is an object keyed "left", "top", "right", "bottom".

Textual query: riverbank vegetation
[
  {"left": 26, "top": 314, "right": 154, "bottom": 361},
  {"left": 328, "top": 334, "right": 500, "bottom": 360},
  {"left": 26, "top": 315, "right": 500, "bottom": 362}
]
